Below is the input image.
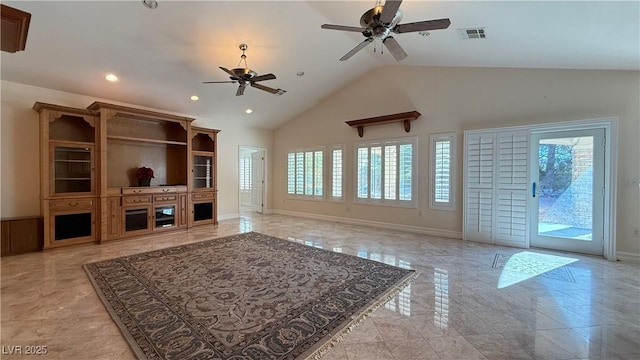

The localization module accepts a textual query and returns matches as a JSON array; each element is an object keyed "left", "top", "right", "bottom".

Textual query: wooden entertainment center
[{"left": 34, "top": 101, "right": 220, "bottom": 249}]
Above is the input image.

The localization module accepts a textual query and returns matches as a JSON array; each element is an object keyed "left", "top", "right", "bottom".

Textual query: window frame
[
  {"left": 429, "top": 132, "right": 456, "bottom": 211},
  {"left": 353, "top": 136, "right": 417, "bottom": 208},
  {"left": 286, "top": 146, "right": 325, "bottom": 201}
]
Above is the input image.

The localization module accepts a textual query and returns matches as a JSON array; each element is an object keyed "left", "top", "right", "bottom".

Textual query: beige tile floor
[{"left": 2, "top": 214, "right": 639, "bottom": 360}]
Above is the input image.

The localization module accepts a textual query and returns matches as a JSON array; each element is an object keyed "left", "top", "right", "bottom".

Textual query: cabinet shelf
[
  {"left": 54, "top": 159, "right": 91, "bottom": 163},
  {"left": 55, "top": 178, "right": 91, "bottom": 181},
  {"left": 107, "top": 135, "right": 187, "bottom": 146}
]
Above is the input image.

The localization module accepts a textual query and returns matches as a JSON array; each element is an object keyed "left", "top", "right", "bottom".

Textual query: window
[
  {"left": 355, "top": 137, "right": 416, "bottom": 207},
  {"left": 239, "top": 155, "right": 252, "bottom": 191},
  {"left": 330, "top": 145, "right": 344, "bottom": 202},
  {"left": 430, "top": 133, "right": 456, "bottom": 210},
  {"left": 287, "top": 148, "right": 324, "bottom": 199}
]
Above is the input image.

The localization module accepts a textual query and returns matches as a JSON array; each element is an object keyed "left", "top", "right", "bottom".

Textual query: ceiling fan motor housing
[
  {"left": 231, "top": 68, "right": 257, "bottom": 81},
  {"left": 360, "top": 5, "right": 403, "bottom": 38}
]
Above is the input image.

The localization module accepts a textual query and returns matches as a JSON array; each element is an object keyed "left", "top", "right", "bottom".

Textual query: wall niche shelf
[{"left": 345, "top": 111, "right": 421, "bottom": 137}]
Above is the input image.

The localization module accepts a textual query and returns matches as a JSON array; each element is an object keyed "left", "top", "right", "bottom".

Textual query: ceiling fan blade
[
  {"left": 251, "top": 73, "right": 277, "bottom": 82},
  {"left": 379, "top": 0, "right": 403, "bottom": 24},
  {"left": 251, "top": 83, "right": 286, "bottom": 96},
  {"left": 394, "top": 18, "right": 451, "bottom": 33},
  {"left": 321, "top": 24, "right": 368, "bottom": 33},
  {"left": 383, "top": 36, "right": 407, "bottom": 61},
  {"left": 219, "top": 66, "right": 237, "bottom": 78},
  {"left": 339, "top": 38, "right": 373, "bottom": 61},
  {"left": 202, "top": 81, "right": 237, "bottom": 84},
  {"left": 236, "top": 84, "right": 246, "bottom": 96}
]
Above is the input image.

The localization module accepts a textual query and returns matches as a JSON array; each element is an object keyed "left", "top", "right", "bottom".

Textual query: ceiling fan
[
  {"left": 203, "top": 44, "right": 286, "bottom": 96},
  {"left": 321, "top": 0, "right": 451, "bottom": 61}
]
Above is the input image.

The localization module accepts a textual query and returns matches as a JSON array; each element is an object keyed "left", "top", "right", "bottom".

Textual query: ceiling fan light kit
[
  {"left": 321, "top": 0, "right": 451, "bottom": 61},
  {"left": 202, "top": 44, "right": 286, "bottom": 97}
]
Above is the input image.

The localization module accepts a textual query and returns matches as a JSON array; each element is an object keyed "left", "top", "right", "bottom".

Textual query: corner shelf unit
[{"left": 34, "top": 101, "right": 220, "bottom": 249}]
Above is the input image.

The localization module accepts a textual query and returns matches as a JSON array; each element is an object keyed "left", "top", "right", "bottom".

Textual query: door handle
[{"left": 532, "top": 182, "right": 536, "bottom": 198}]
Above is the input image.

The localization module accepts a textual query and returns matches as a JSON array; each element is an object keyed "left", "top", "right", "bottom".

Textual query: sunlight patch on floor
[{"left": 496, "top": 251, "right": 579, "bottom": 289}]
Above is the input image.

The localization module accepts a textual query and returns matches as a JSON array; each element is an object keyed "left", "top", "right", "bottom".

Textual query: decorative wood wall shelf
[
  {"left": 1, "top": 4, "right": 31, "bottom": 53},
  {"left": 345, "top": 111, "right": 421, "bottom": 137}
]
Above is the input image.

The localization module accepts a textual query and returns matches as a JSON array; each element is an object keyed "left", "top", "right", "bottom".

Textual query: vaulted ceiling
[{"left": 2, "top": 1, "right": 638, "bottom": 129}]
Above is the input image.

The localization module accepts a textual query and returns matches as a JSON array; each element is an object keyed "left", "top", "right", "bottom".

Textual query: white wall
[
  {"left": 0, "top": 80, "right": 273, "bottom": 220},
  {"left": 272, "top": 66, "right": 640, "bottom": 256}
]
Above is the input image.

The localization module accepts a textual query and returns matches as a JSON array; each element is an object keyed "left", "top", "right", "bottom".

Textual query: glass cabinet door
[
  {"left": 53, "top": 145, "right": 93, "bottom": 194},
  {"left": 123, "top": 208, "right": 150, "bottom": 234},
  {"left": 154, "top": 205, "right": 176, "bottom": 229},
  {"left": 193, "top": 154, "right": 213, "bottom": 189},
  {"left": 54, "top": 212, "right": 93, "bottom": 241}
]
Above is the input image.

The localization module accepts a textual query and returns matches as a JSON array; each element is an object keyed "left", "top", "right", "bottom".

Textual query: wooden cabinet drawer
[
  {"left": 192, "top": 192, "right": 215, "bottom": 201},
  {"left": 122, "top": 187, "right": 154, "bottom": 195},
  {"left": 122, "top": 195, "right": 151, "bottom": 206},
  {"left": 153, "top": 194, "right": 177, "bottom": 203},
  {"left": 50, "top": 198, "right": 95, "bottom": 211},
  {"left": 122, "top": 186, "right": 187, "bottom": 195}
]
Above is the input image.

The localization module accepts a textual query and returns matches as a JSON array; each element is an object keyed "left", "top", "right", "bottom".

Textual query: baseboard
[
  {"left": 272, "top": 209, "right": 462, "bottom": 239},
  {"left": 218, "top": 213, "right": 240, "bottom": 221},
  {"left": 616, "top": 251, "right": 640, "bottom": 263}
]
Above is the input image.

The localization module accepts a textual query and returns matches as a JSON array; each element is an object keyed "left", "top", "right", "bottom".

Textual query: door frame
[
  {"left": 238, "top": 146, "right": 267, "bottom": 214},
  {"left": 529, "top": 118, "right": 617, "bottom": 260},
  {"left": 529, "top": 128, "right": 606, "bottom": 256},
  {"left": 463, "top": 117, "right": 618, "bottom": 260}
]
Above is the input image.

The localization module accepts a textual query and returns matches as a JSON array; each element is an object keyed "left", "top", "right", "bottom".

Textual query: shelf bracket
[{"left": 345, "top": 111, "right": 421, "bottom": 137}]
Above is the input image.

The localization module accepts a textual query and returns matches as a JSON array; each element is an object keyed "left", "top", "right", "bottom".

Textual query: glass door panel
[
  {"left": 124, "top": 208, "right": 150, "bottom": 233},
  {"left": 193, "top": 202, "right": 213, "bottom": 222},
  {"left": 53, "top": 145, "right": 92, "bottom": 194},
  {"left": 193, "top": 155, "right": 213, "bottom": 189},
  {"left": 530, "top": 129, "right": 605, "bottom": 255},
  {"left": 54, "top": 212, "right": 92, "bottom": 241},
  {"left": 155, "top": 205, "right": 176, "bottom": 229}
]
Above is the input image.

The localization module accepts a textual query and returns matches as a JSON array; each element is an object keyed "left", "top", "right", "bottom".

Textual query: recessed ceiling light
[
  {"left": 105, "top": 73, "right": 118, "bottom": 82},
  {"left": 142, "top": 0, "right": 158, "bottom": 9},
  {"left": 190, "top": 95, "right": 199, "bottom": 101},
  {"left": 245, "top": 108, "right": 253, "bottom": 114}
]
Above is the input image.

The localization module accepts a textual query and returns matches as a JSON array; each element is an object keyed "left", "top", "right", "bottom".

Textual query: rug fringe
[{"left": 304, "top": 271, "right": 419, "bottom": 360}]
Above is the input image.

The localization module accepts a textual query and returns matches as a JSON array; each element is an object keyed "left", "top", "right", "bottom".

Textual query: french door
[{"left": 530, "top": 129, "right": 605, "bottom": 255}]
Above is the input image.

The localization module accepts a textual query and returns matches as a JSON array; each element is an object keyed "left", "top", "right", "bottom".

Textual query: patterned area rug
[{"left": 84, "top": 232, "right": 417, "bottom": 359}]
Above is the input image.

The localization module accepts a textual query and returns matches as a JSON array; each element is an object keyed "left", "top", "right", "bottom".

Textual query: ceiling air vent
[{"left": 458, "top": 28, "right": 486, "bottom": 40}]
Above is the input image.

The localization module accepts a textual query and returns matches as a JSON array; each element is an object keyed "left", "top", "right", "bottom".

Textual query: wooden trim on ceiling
[{"left": 1, "top": 4, "right": 31, "bottom": 53}]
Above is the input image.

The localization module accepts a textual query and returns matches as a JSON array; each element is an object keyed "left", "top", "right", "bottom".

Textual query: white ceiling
[{"left": 2, "top": 1, "right": 638, "bottom": 130}]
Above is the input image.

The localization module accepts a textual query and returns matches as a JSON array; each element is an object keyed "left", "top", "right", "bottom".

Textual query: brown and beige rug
[{"left": 84, "top": 232, "right": 416, "bottom": 360}]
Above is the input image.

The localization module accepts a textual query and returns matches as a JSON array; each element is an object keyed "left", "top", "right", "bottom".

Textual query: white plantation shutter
[
  {"left": 495, "top": 132, "right": 528, "bottom": 246},
  {"left": 464, "top": 133, "right": 495, "bottom": 243},
  {"left": 464, "top": 130, "right": 529, "bottom": 247},
  {"left": 331, "top": 145, "right": 344, "bottom": 201},
  {"left": 430, "top": 133, "right": 456, "bottom": 210},
  {"left": 466, "top": 189, "right": 494, "bottom": 242},
  {"left": 467, "top": 134, "right": 494, "bottom": 189}
]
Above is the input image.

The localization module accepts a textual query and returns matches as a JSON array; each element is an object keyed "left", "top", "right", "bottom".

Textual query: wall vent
[{"left": 458, "top": 28, "right": 486, "bottom": 40}]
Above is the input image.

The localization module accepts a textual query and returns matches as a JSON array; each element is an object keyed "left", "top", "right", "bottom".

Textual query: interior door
[
  {"left": 530, "top": 129, "right": 605, "bottom": 255},
  {"left": 250, "top": 150, "right": 264, "bottom": 213}
]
